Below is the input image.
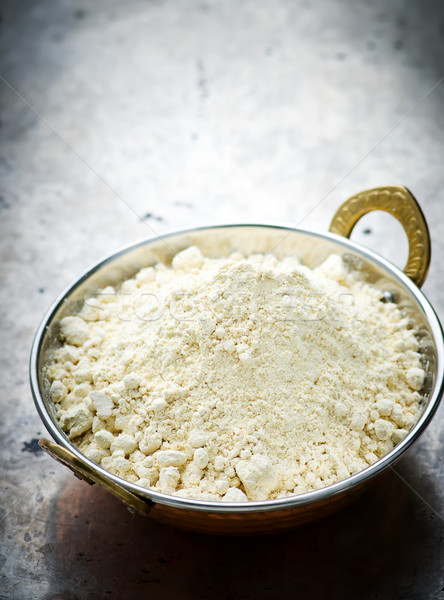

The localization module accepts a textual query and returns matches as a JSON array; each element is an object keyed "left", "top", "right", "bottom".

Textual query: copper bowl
[{"left": 30, "top": 186, "right": 444, "bottom": 534}]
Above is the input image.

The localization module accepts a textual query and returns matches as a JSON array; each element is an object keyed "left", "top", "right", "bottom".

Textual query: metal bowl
[{"left": 30, "top": 186, "right": 444, "bottom": 534}]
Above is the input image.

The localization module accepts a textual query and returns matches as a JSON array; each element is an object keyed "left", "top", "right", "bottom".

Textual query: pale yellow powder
[{"left": 46, "top": 247, "right": 425, "bottom": 501}]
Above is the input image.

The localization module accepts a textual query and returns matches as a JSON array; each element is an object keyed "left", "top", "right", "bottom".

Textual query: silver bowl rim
[{"left": 30, "top": 222, "right": 444, "bottom": 514}]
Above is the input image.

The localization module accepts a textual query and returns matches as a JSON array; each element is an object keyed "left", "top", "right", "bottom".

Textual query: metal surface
[
  {"left": 330, "top": 186, "right": 431, "bottom": 287},
  {"left": 2, "top": 0, "right": 444, "bottom": 597},
  {"left": 30, "top": 199, "right": 443, "bottom": 533}
]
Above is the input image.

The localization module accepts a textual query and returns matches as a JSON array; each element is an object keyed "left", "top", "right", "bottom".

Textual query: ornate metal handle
[
  {"left": 329, "top": 186, "right": 431, "bottom": 288},
  {"left": 39, "top": 438, "right": 152, "bottom": 516}
]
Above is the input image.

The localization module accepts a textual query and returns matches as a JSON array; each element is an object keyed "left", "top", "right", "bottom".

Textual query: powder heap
[{"left": 46, "top": 246, "right": 425, "bottom": 502}]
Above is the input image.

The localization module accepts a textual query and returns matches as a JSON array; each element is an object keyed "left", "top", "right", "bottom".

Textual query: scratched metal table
[{"left": 1, "top": 0, "right": 444, "bottom": 598}]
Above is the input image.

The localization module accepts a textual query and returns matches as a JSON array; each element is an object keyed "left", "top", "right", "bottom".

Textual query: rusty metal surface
[{"left": 1, "top": 0, "right": 444, "bottom": 598}]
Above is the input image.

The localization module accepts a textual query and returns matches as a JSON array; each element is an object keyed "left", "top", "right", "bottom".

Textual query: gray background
[{"left": 1, "top": 0, "right": 444, "bottom": 598}]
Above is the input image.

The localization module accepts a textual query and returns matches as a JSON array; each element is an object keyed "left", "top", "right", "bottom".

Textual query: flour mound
[{"left": 47, "top": 247, "right": 425, "bottom": 501}]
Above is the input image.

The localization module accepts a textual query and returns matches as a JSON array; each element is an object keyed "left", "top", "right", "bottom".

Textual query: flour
[{"left": 46, "top": 246, "right": 425, "bottom": 501}]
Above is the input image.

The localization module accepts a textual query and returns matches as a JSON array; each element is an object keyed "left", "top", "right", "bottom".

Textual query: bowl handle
[
  {"left": 39, "top": 438, "right": 152, "bottom": 516},
  {"left": 329, "top": 186, "right": 431, "bottom": 288}
]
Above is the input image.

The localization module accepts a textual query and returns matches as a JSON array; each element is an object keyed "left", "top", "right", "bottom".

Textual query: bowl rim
[{"left": 30, "top": 222, "right": 444, "bottom": 513}]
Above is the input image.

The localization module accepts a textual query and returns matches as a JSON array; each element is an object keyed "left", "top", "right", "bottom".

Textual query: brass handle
[
  {"left": 329, "top": 186, "right": 431, "bottom": 288},
  {"left": 39, "top": 438, "right": 152, "bottom": 516}
]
